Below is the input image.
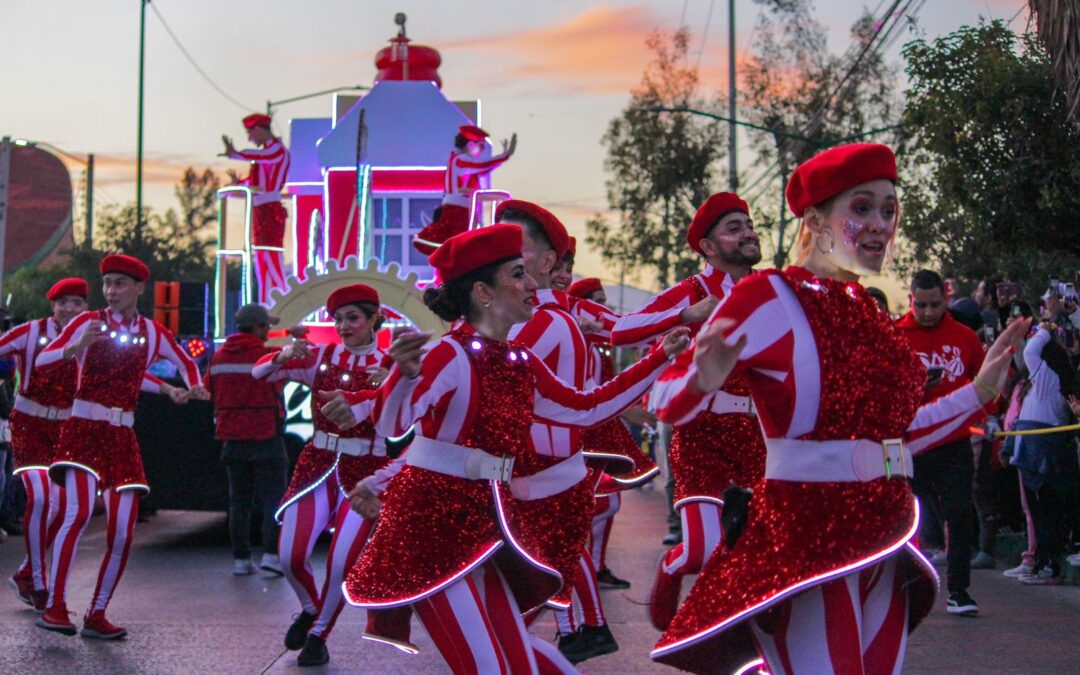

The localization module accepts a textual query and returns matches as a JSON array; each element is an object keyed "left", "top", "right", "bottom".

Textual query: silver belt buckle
[
  {"left": 477, "top": 454, "right": 515, "bottom": 484},
  {"left": 881, "top": 438, "right": 905, "bottom": 479},
  {"left": 109, "top": 407, "right": 124, "bottom": 426},
  {"left": 46, "top": 407, "right": 59, "bottom": 421},
  {"left": 746, "top": 396, "right": 756, "bottom": 416},
  {"left": 325, "top": 432, "right": 340, "bottom": 453}
]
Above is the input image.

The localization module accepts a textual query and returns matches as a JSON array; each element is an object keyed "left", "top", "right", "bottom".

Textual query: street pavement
[{"left": 1, "top": 484, "right": 1078, "bottom": 674}]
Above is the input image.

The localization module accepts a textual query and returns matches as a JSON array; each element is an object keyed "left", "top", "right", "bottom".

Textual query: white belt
[
  {"left": 406, "top": 436, "right": 588, "bottom": 501},
  {"left": 14, "top": 395, "right": 71, "bottom": 422},
  {"left": 707, "top": 391, "right": 756, "bottom": 416},
  {"left": 312, "top": 430, "right": 386, "bottom": 458},
  {"left": 765, "top": 437, "right": 911, "bottom": 483},
  {"left": 71, "top": 399, "right": 135, "bottom": 428}
]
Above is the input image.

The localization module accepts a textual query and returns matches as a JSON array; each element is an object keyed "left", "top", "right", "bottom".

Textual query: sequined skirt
[
  {"left": 50, "top": 417, "right": 146, "bottom": 492},
  {"left": 10, "top": 410, "right": 64, "bottom": 473},
  {"left": 670, "top": 412, "right": 765, "bottom": 508},
  {"left": 652, "top": 478, "right": 937, "bottom": 673},
  {"left": 582, "top": 418, "right": 659, "bottom": 493},
  {"left": 336, "top": 453, "right": 390, "bottom": 498},
  {"left": 276, "top": 443, "right": 339, "bottom": 521}
]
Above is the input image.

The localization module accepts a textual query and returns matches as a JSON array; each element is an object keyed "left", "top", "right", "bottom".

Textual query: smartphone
[
  {"left": 1049, "top": 275, "right": 1061, "bottom": 296},
  {"left": 1012, "top": 303, "right": 1022, "bottom": 318},
  {"left": 984, "top": 324, "right": 997, "bottom": 343}
]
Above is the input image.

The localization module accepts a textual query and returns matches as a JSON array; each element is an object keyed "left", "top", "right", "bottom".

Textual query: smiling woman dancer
[
  {"left": 649, "top": 144, "right": 1026, "bottom": 674},
  {"left": 251, "top": 284, "right": 390, "bottom": 667},
  {"left": 325, "top": 224, "right": 689, "bottom": 674}
]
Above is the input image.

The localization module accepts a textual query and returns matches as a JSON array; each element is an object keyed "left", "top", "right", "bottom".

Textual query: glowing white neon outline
[
  {"left": 673, "top": 495, "right": 725, "bottom": 511},
  {"left": 12, "top": 465, "right": 50, "bottom": 476},
  {"left": 50, "top": 461, "right": 101, "bottom": 481},
  {"left": 581, "top": 450, "right": 635, "bottom": 470},
  {"left": 360, "top": 632, "right": 421, "bottom": 655},
  {"left": 733, "top": 658, "right": 767, "bottom": 675},
  {"left": 116, "top": 483, "right": 151, "bottom": 494},
  {"left": 214, "top": 186, "right": 254, "bottom": 337},
  {"left": 491, "top": 482, "right": 565, "bottom": 608},
  {"left": 341, "top": 540, "right": 504, "bottom": 609},
  {"left": 612, "top": 465, "right": 661, "bottom": 487},
  {"left": 290, "top": 194, "right": 300, "bottom": 277},
  {"left": 273, "top": 452, "right": 340, "bottom": 524},
  {"left": 650, "top": 499, "right": 927, "bottom": 659}
]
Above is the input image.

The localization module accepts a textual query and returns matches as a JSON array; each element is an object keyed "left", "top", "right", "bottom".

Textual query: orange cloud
[{"left": 58, "top": 153, "right": 230, "bottom": 188}]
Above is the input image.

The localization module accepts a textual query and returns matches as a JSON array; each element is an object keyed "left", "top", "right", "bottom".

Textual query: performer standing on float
[
  {"left": 609, "top": 193, "right": 767, "bottom": 631},
  {"left": 327, "top": 224, "right": 689, "bottom": 675},
  {"left": 497, "top": 201, "right": 618, "bottom": 663},
  {"left": 650, "top": 144, "right": 1024, "bottom": 674},
  {"left": 251, "top": 284, "right": 390, "bottom": 668},
  {"left": 567, "top": 277, "right": 660, "bottom": 591},
  {"left": 222, "top": 113, "right": 291, "bottom": 304},
  {"left": 412, "top": 125, "right": 516, "bottom": 255},
  {"left": 34, "top": 255, "right": 208, "bottom": 639},
  {"left": 3, "top": 279, "right": 88, "bottom": 611}
]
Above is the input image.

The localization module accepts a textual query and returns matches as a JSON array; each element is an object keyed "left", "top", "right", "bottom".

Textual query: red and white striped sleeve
[
  {"left": 0, "top": 322, "right": 30, "bottom": 358},
  {"left": 228, "top": 143, "right": 286, "bottom": 163},
  {"left": 451, "top": 154, "right": 506, "bottom": 176},
  {"left": 531, "top": 345, "right": 669, "bottom": 427},
  {"left": 904, "top": 383, "right": 982, "bottom": 455},
  {"left": 141, "top": 372, "right": 165, "bottom": 393},
  {"left": 610, "top": 281, "right": 694, "bottom": 348},
  {"left": 252, "top": 345, "right": 321, "bottom": 387},
  {"left": 573, "top": 298, "right": 619, "bottom": 343},
  {"left": 653, "top": 275, "right": 792, "bottom": 425},
  {"left": 369, "top": 338, "right": 469, "bottom": 439},
  {"left": 151, "top": 321, "right": 202, "bottom": 388},
  {"left": 36, "top": 311, "right": 94, "bottom": 371}
]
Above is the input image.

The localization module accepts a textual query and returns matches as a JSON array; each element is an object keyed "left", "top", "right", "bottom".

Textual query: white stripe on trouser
[
  {"left": 310, "top": 499, "right": 377, "bottom": 639},
  {"left": 48, "top": 469, "right": 96, "bottom": 609},
  {"left": 90, "top": 489, "right": 139, "bottom": 612},
  {"left": 278, "top": 479, "right": 337, "bottom": 614},
  {"left": 555, "top": 550, "right": 606, "bottom": 636},
  {"left": 255, "top": 250, "right": 287, "bottom": 305},
  {"left": 749, "top": 555, "right": 909, "bottom": 675},
  {"left": 20, "top": 469, "right": 56, "bottom": 591},
  {"left": 589, "top": 492, "right": 621, "bottom": 567},
  {"left": 663, "top": 501, "right": 723, "bottom": 575}
]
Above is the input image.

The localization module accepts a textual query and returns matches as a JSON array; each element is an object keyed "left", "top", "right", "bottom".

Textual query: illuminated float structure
[{"left": 213, "top": 15, "right": 511, "bottom": 436}]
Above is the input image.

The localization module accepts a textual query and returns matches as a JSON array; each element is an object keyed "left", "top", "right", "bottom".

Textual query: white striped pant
[
  {"left": 414, "top": 563, "right": 578, "bottom": 675},
  {"left": 17, "top": 469, "right": 63, "bottom": 592},
  {"left": 254, "top": 249, "right": 287, "bottom": 305},
  {"left": 588, "top": 492, "right": 620, "bottom": 571},
  {"left": 662, "top": 500, "right": 723, "bottom": 576},
  {"left": 554, "top": 550, "right": 606, "bottom": 635},
  {"left": 750, "top": 555, "right": 909, "bottom": 675},
  {"left": 47, "top": 468, "right": 139, "bottom": 613},
  {"left": 278, "top": 477, "right": 377, "bottom": 640}
]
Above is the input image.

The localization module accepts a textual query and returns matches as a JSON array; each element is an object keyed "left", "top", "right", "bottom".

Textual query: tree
[
  {"left": 738, "top": 0, "right": 901, "bottom": 266},
  {"left": 4, "top": 168, "right": 221, "bottom": 321},
  {"left": 897, "top": 21, "right": 1080, "bottom": 293},
  {"left": 586, "top": 29, "right": 727, "bottom": 290},
  {"left": 1029, "top": 0, "right": 1080, "bottom": 125}
]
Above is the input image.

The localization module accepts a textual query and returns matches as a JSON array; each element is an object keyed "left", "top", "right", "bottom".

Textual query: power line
[
  {"left": 148, "top": 1, "right": 257, "bottom": 113},
  {"left": 696, "top": 0, "right": 717, "bottom": 70}
]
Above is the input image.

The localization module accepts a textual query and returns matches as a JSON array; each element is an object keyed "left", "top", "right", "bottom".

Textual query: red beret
[
  {"left": 430, "top": 224, "right": 523, "bottom": 282},
  {"left": 46, "top": 277, "right": 88, "bottom": 301},
  {"left": 326, "top": 284, "right": 380, "bottom": 315},
  {"left": 99, "top": 254, "right": 150, "bottom": 282},
  {"left": 566, "top": 236, "right": 577, "bottom": 258},
  {"left": 568, "top": 278, "right": 602, "bottom": 300},
  {"left": 686, "top": 193, "right": 750, "bottom": 256},
  {"left": 458, "top": 125, "right": 488, "bottom": 142},
  {"left": 243, "top": 113, "right": 272, "bottom": 129},
  {"left": 786, "top": 143, "right": 897, "bottom": 218},
  {"left": 495, "top": 199, "right": 570, "bottom": 259}
]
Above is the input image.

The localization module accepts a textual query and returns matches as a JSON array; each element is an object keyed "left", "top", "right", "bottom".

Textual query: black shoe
[
  {"left": 946, "top": 589, "right": 979, "bottom": 616},
  {"left": 297, "top": 634, "right": 329, "bottom": 667},
  {"left": 596, "top": 568, "right": 631, "bottom": 590},
  {"left": 557, "top": 630, "right": 583, "bottom": 662},
  {"left": 662, "top": 532, "right": 683, "bottom": 546},
  {"left": 285, "top": 611, "right": 317, "bottom": 650},
  {"left": 573, "top": 624, "right": 619, "bottom": 663}
]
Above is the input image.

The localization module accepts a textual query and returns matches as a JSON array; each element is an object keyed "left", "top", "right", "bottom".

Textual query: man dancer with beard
[{"left": 610, "top": 193, "right": 768, "bottom": 631}]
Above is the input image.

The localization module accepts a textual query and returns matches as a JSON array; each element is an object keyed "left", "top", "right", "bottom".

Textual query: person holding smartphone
[{"left": 895, "top": 269, "right": 989, "bottom": 614}]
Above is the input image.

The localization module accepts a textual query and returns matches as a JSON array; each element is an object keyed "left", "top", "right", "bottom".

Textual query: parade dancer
[
  {"left": 609, "top": 193, "right": 767, "bottom": 631},
  {"left": 497, "top": 201, "right": 617, "bottom": 663},
  {"left": 650, "top": 144, "right": 1023, "bottom": 674},
  {"left": 251, "top": 284, "right": 391, "bottom": 667},
  {"left": 413, "top": 125, "right": 516, "bottom": 255},
  {"left": 328, "top": 224, "right": 689, "bottom": 675},
  {"left": 2, "top": 279, "right": 88, "bottom": 611},
  {"left": 34, "top": 255, "right": 207, "bottom": 639},
  {"left": 222, "top": 113, "right": 292, "bottom": 304}
]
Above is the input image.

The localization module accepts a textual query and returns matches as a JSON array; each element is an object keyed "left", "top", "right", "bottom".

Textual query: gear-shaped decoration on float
[{"left": 265, "top": 256, "right": 446, "bottom": 343}]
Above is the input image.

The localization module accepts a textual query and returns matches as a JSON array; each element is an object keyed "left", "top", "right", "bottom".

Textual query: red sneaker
[
  {"left": 648, "top": 555, "right": 683, "bottom": 631},
  {"left": 81, "top": 611, "right": 128, "bottom": 640},
  {"left": 30, "top": 589, "right": 50, "bottom": 612},
  {"left": 9, "top": 570, "right": 33, "bottom": 606},
  {"left": 35, "top": 605, "right": 77, "bottom": 636}
]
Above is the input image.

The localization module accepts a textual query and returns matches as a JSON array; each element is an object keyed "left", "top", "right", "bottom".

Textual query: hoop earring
[{"left": 815, "top": 231, "right": 834, "bottom": 255}]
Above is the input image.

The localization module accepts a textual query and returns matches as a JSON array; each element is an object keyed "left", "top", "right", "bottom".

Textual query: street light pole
[
  {"left": 728, "top": 0, "right": 737, "bottom": 191},
  {"left": 86, "top": 153, "right": 95, "bottom": 246},
  {"left": 136, "top": 0, "right": 147, "bottom": 242}
]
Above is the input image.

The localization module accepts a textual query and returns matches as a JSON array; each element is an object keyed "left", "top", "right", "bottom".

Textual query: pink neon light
[
  {"left": 651, "top": 499, "right": 927, "bottom": 659},
  {"left": 371, "top": 169, "right": 444, "bottom": 192}
]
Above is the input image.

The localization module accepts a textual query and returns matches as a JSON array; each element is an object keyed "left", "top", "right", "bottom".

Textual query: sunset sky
[{"left": 4, "top": 0, "right": 1029, "bottom": 290}]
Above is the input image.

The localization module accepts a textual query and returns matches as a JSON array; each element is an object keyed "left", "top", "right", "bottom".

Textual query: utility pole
[
  {"left": 0, "top": 137, "right": 11, "bottom": 302},
  {"left": 86, "top": 153, "right": 95, "bottom": 246},
  {"left": 136, "top": 0, "right": 147, "bottom": 243},
  {"left": 728, "top": 0, "right": 737, "bottom": 191}
]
